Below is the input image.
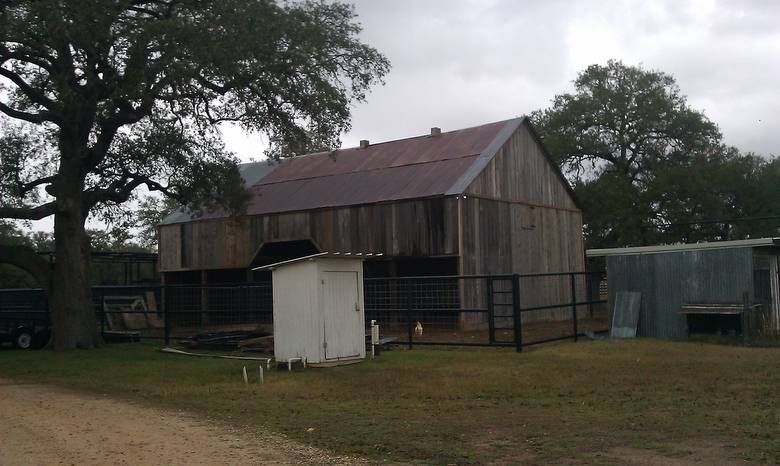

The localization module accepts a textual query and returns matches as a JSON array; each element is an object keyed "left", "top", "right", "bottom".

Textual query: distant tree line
[
  {"left": 533, "top": 60, "right": 780, "bottom": 249},
  {"left": 0, "top": 220, "right": 154, "bottom": 287}
]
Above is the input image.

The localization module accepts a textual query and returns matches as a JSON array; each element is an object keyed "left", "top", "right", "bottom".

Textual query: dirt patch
[
  {"left": 0, "top": 379, "right": 366, "bottom": 466},
  {"left": 603, "top": 444, "right": 742, "bottom": 466}
]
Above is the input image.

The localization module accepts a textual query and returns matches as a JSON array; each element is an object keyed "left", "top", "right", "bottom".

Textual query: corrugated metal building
[{"left": 588, "top": 238, "right": 780, "bottom": 339}]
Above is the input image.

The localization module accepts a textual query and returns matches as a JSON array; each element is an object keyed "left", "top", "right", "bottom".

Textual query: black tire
[{"left": 13, "top": 328, "right": 33, "bottom": 349}]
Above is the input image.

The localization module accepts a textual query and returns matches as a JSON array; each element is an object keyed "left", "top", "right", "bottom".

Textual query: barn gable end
[{"left": 457, "top": 121, "right": 585, "bottom": 321}]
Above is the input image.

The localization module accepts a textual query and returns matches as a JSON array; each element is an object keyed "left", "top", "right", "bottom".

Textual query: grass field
[{"left": 1, "top": 339, "right": 778, "bottom": 464}]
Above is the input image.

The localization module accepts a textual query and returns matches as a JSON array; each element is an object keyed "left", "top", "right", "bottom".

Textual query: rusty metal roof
[
  {"left": 162, "top": 118, "right": 527, "bottom": 223},
  {"left": 243, "top": 118, "right": 518, "bottom": 215}
]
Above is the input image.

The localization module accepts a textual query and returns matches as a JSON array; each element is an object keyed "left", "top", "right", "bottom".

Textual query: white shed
[{"left": 255, "top": 252, "right": 377, "bottom": 365}]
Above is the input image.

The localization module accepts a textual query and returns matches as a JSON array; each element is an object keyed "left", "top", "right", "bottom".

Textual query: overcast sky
[
  {"left": 23, "top": 0, "right": 780, "bottom": 234},
  {"left": 224, "top": 0, "right": 779, "bottom": 159}
]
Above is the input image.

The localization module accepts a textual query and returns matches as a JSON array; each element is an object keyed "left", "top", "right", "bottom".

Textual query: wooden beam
[{"left": 464, "top": 193, "right": 581, "bottom": 213}]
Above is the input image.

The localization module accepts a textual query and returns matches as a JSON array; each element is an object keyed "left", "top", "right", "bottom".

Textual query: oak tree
[
  {"left": 0, "top": 0, "right": 389, "bottom": 349},
  {"left": 534, "top": 60, "right": 732, "bottom": 247}
]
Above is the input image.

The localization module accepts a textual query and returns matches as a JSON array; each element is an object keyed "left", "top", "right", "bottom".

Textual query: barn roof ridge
[
  {"left": 160, "top": 115, "right": 580, "bottom": 224},
  {"left": 249, "top": 117, "right": 523, "bottom": 189},
  {"left": 250, "top": 152, "right": 480, "bottom": 188},
  {"left": 310, "top": 116, "right": 522, "bottom": 154}
]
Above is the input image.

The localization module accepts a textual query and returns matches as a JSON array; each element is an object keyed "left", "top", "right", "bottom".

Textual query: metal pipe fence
[
  {"left": 364, "top": 271, "right": 608, "bottom": 351},
  {"left": 1, "top": 271, "right": 607, "bottom": 350}
]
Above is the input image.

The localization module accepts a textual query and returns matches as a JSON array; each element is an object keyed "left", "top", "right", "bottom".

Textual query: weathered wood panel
[
  {"left": 159, "top": 197, "right": 459, "bottom": 272},
  {"left": 460, "top": 123, "right": 585, "bottom": 323},
  {"left": 460, "top": 197, "right": 584, "bottom": 322},
  {"left": 466, "top": 123, "right": 578, "bottom": 211},
  {"left": 158, "top": 225, "right": 181, "bottom": 271}
]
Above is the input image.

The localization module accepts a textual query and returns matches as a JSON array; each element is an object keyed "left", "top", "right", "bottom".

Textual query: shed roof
[
  {"left": 252, "top": 251, "right": 383, "bottom": 271},
  {"left": 161, "top": 116, "right": 575, "bottom": 224},
  {"left": 586, "top": 237, "right": 780, "bottom": 257}
]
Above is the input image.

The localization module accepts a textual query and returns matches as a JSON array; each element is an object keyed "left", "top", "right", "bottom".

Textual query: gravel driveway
[{"left": 0, "top": 379, "right": 367, "bottom": 466}]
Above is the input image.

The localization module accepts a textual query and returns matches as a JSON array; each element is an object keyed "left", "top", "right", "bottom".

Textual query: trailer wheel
[{"left": 13, "top": 328, "right": 33, "bottom": 349}]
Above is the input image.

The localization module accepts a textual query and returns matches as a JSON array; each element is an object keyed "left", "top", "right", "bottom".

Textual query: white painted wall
[{"left": 271, "top": 257, "right": 365, "bottom": 363}]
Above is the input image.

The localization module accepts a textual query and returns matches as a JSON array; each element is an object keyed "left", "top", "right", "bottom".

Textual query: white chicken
[{"left": 414, "top": 321, "right": 423, "bottom": 336}]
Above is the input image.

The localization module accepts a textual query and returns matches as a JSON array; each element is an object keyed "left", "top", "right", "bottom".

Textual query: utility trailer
[{"left": 0, "top": 289, "right": 50, "bottom": 349}]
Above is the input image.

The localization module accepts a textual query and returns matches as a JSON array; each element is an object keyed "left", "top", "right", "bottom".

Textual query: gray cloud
[{"left": 223, "top": 0, "right": 779, "bottom": 158}]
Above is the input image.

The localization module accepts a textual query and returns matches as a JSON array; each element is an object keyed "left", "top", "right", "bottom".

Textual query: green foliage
[
  {"left": 135, "top": 196, "right": 182, "bottom": 250},
  {"left": 534, "top": 60, "right": 780, "bottom": 247},
  {"left": 0, "top": 0, "right": 388, "bottom": 341},
  {"left": 0, "top": 222, "right": 153, "bottom": 287},
  {"left": 0, "top": 220, "right": 37, "bottom": 286},
  {"left": 0, "top": 0, "right": 389, "bottom": 221}
]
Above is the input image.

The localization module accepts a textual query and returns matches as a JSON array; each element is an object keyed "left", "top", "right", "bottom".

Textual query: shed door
[{"left": 322, "top": 271, "right": 361, "bottom": 360}]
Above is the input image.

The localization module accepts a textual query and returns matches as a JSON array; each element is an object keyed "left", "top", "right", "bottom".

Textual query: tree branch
[
  {"left": 17, "top": 176, "right": 57, "bottom": 196},
  {"left": 0, "top": 66, "right": 58, "bottom": 110},
  {"left": 0, "top": 100, "right": 53, "bottom": 123},
  {"left": 0, "top": 202, "right": 56, "bottom": 220},
  {"left": 84, "top": 174, "right": 174, "bottom": 209},
  {"left": 0, "top": 44, "right": 53, "bottom": 72}
]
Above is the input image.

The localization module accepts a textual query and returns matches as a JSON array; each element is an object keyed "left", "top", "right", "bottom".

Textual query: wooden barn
[{"left": 158, "top": 117, "right": 585, "bottom": 323}]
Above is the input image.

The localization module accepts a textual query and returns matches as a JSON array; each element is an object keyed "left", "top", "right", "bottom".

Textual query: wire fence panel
[
  {"left": 165, "top": 283, "right": 273, "bottom": 340},
  {"left": 1, "top": 271, "right": 607, "bottom": 350},
  {"left": 365, "top": 272, "right": 608, "bottom": 350}
]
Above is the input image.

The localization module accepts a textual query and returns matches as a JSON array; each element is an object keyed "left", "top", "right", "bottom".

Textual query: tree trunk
[{"left": 48, "top": 163, "right": 101, "bottom": 350}]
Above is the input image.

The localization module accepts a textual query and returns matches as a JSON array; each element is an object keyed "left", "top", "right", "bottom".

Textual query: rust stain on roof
[{"left": 178, "top": 119, "right": 520, "bottom": 222}]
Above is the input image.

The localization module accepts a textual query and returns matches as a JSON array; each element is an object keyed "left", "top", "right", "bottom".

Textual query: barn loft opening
[{"left": 250, "top": 239, "right": 321, "bottom": 269}]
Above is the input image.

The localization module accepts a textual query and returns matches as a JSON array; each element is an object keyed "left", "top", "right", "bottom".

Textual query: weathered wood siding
[
  {"left": 460, "top": 199, "right": 583, "bottom": 275},
  {"left": 158, "top": 225, "right": 181, "bottom": 271},
  {"left": 159, "top": 197, "right": 459, "bottom": 272},
  {"left": 460, "top": 123, "right": 585, "bottom": 322},
  {"left": 467, "top": 123, "right": 578, "bottom": 210}
]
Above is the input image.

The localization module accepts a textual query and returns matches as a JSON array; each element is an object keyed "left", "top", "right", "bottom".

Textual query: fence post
[
  {"left": 741, "top": 291, "right": 749, "bottom": 345},
  {"left": 487, "top": 277, "right": 495, "bottom": 344},
  {"left": 98, "top": 289, "right": 105, "bottom": 337},
  {"left": 511, "top": 274, "right": 522, "bottom": 352},
  {"left": 586, "top": 273, "right": 594, "bottom": 319},
  {"left": 406, "top": 279, "right": 413, "bottom": 350},
  {"left": 570, "top": 273, "right": 578, "bottom": 342},
  {"left": 163, "top": 284, "right": 170, "bottom": 345}
]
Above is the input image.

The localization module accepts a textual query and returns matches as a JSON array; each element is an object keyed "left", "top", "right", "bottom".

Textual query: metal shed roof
[
  {"left": 252, "top": 251, "right": 383, "bottom": 271},
  {"left": 586, "top": 237, "right": 780, "bottom": 257},
  {"left": 161, "top": 117, "right": 531, "bottom": 224}
]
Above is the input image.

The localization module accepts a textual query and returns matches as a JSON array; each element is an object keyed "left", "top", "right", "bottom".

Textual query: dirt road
[{"left": 0, "top": 379, "right": 366, "bottom": 466}]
